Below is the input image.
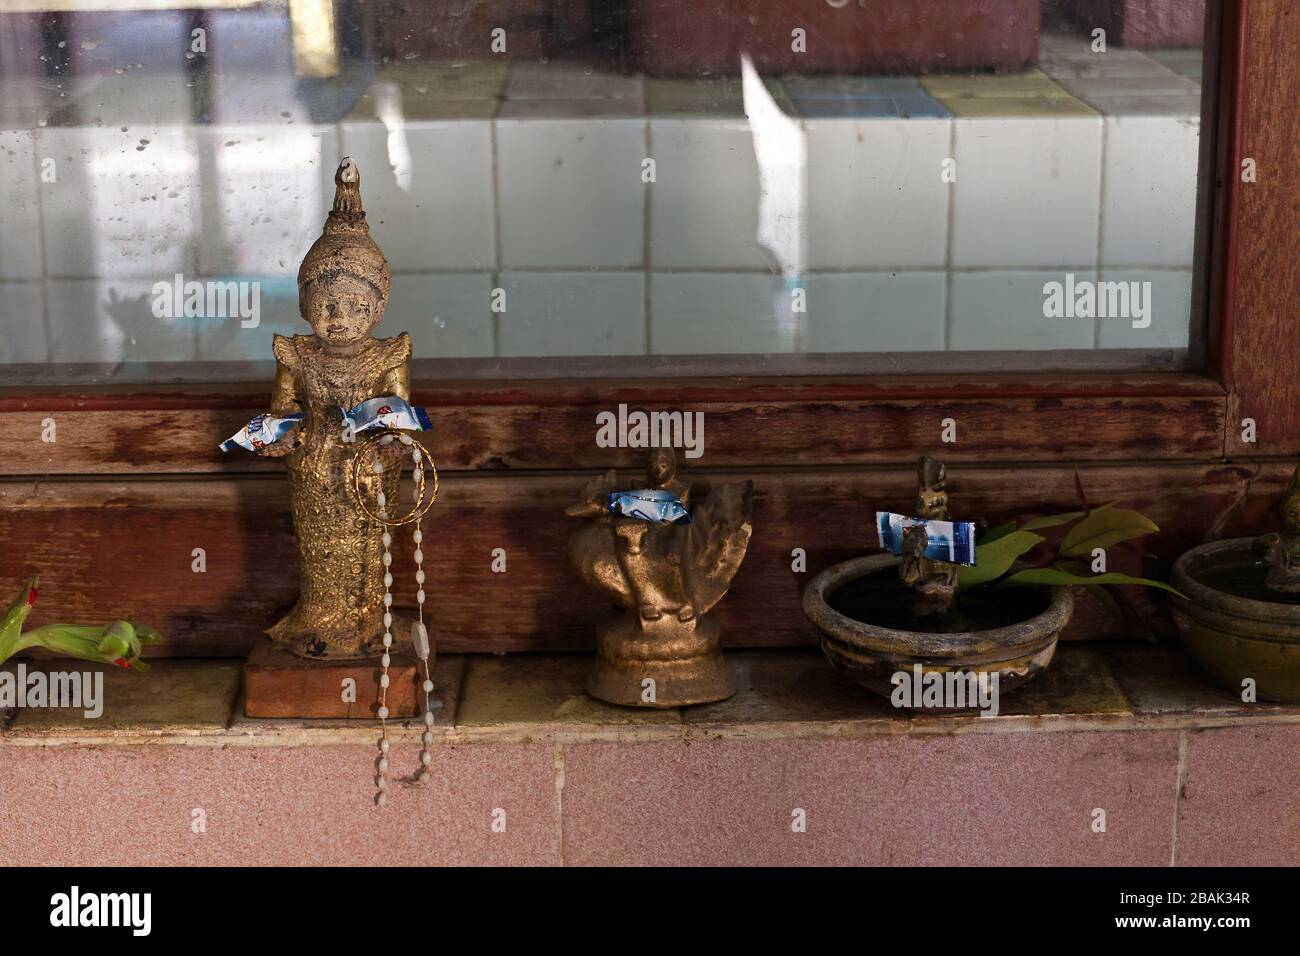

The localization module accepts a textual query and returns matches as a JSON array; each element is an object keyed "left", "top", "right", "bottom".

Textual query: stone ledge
[{"left": 2, "top": 643, "right": 1296, "bottom": 748}]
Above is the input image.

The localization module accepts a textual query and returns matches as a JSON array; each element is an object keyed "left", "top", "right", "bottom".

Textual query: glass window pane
[{"left": 0, "top": 0, "right": 1214, "bottom": 384}]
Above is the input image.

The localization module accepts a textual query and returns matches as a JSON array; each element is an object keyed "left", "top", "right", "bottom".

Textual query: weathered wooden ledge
[{"left": 3, "top": 643, "right": 1297, "bottom": 748}]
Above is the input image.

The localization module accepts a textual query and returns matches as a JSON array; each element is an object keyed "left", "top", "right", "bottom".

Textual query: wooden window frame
[{"left": 0, "top": 0, "right": 1295, "bottom": 654}]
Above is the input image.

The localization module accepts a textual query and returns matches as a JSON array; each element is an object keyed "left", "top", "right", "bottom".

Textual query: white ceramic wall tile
[
  {"left": 1095, "top": 269, "right": 1193, "bottom": 349},
  {"left": 650, "top": 273, "right": 798, "bottom": 354},
  {"left": 194, "top": 275, "right": 302, "bottom": 361},
  {"left": 648, "top": 119, "right": 771, "bottom": 270},
  {"left": 340, "top": 120, "right": 495, "bottom": 271},
  {"left": 388, "top": 272, "right": 494, "bottom": 359},
  {"left": 0, "top": 281, "right": 47, "bottom": 362},
  {"left": 803, "top": 272, "right": 946, "bottom": 352},
  {"left": 950, "top": 117, "right": 1102, "bottom": 269},
  {"left": 195, "top": 126, "right": 336, "bottom": 278},
  {"left": 1101, "top": 115, "right": 1200, "bottom": 267},
  {"left": 949, "top": 270, "right": 1097, "bottom": 351},
  {"left": 0, "top": 131, "right": 43, "bottom": 280},
  {"left": 498, "top": 272, "right": 644, "bottom": 356},
  {"left": 39, "top": 126, "right": 200, "bottom": 278},
  {"left": 496, "top": 119, "right": 645, "bottom": 269},
  {"left": 46, "top": 277, "right": 197, "bottom": 362},
  {"left": 805, "top": 117, "right": 950, "bottom": 269}
]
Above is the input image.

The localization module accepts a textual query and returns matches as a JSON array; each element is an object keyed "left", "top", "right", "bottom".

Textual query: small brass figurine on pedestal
[
  {"left": 899, "top": 456, "right": 959, "bottom": 617},
  {"left": 1255, "top": 464, "right": 1300, "bottom": 595},
  {"left": 567, "top": 448, "right": 753, "bottom": 708},
  {"left": 240, "top": 157, "right": 436, "bottom": 728}
]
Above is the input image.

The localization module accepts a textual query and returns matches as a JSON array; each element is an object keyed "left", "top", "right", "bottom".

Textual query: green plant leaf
[
  {"left": 981, "top": 520, "right": 1018, "bottom": 544},
  {"left": 958, "top": 530, "right": 1044, "bottom": 588},
  {"left": 1058, "top": 507, "right": 1159, "bottom": 556},
  {"left": 1017, "top": 501, "right": 1119, "bottom": 533},
  {"left": 0, "top": 576, "right": 38, "bottom": 664},
  {"left": 15, "top": 620, "right": 160, "bottom": 671},
  {"left": 998, "top": 567, "right": 1185, "bottom": 597},
  {"left": 1018, "top": 509, "right": 1085, "bottom": 531}
]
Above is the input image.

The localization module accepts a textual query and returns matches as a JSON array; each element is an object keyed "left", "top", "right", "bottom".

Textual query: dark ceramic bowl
[
  {"left": 802, "top": 553, "right": 1073, "bottom": 706},
  {"left": 1170, "top": 538, "right": 1300, "bottom": 703}
]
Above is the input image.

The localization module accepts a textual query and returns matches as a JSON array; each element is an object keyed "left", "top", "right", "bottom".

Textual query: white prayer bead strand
[
  {"left": 353, "top": 430, "right": 439, "bottom": 802},
  {"left": 374, "top": 485, "right": 393, "bottom": 807},
  {"left": 412, "top": 440, "right": 434, "bottom": 784}
]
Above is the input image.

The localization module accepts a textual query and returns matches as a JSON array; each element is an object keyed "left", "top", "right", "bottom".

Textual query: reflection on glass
[{"left": 0, "top": 0, "right": 1210, "bottom": 381}]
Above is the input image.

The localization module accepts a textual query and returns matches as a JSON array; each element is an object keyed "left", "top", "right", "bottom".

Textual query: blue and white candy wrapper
[
  {"left": 342, "top": 395, "right": 433, "bottom": 434},
  {"left": 220, "top": 395, "right": 432, "bottom": 453},
  {"left": 219, "top": 412, "right": 305, "bottom": 452},
  {"left": 608, "top": 489, "right": 692, "bottom": 525},
  {"left": 876, "top": 511, "right": 976, "bottom": 566}
]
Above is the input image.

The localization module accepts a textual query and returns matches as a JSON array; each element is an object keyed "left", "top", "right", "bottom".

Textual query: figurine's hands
[
  {"left": 565, "top": 498, "right": 607, "bottom": 518},
  {"left": 566, "top": 469, "right": 618, "bottom": 518},
  {"left": 377, "top": 434, "right": 416, "bottom": 462},
  {"left": 255, "top": 424, "right": 302, "bottom": 458}
]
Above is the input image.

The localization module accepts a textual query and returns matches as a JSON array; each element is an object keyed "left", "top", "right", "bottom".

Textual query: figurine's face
[
  {"left": 915, "top": 489, "right": 947, "bottom": 519},
  {"left": 648, "top": 449, "right": 676, "bottom": 484},
  {"left": 301, "top": 273, "right": 385, "bottom": 348}
]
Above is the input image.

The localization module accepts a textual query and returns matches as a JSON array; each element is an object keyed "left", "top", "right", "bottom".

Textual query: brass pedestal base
[{"left": 586, "top": 613, "right": 736, "bottom": 708}]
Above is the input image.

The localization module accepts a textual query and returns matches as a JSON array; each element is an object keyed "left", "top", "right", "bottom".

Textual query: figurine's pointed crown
[{"left": 298, "top": 157, "right": 391, "bottom": 301}]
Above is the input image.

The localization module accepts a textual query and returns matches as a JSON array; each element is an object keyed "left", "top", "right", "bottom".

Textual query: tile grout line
[
  {"left": 1093, "top": 114, "right": 1109, "bottom": 349},
  {"left": 447, "top": 653, "right": 471, "bottom": 728},
  {"left": 642, "top": 117, "right": 653, "bottom": 354},
  {"left": 942, "top": 118, "right": 956, "bottom": 350},
  {"left": 15, "top": 712, "right": 1300, "bottom": 748},
  {"left": 1169, "top": 728, "right": 1189, "bottom": 866},
  {"left": 29, "top": 264, "right": 1197, "bottom": 281},
  {"left": 489, "top": 116, "right": 504, "bottom": 356},
  {"left": 30, "top": 127, "right": 53, "bottom": 362},
  {"left": 553, "top": 743, "right": 566, "bottom": 867}
]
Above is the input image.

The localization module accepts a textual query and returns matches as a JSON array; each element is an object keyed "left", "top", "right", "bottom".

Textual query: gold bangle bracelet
[{"left": 349, "top": 428, "right": 439, "bottom": 527}]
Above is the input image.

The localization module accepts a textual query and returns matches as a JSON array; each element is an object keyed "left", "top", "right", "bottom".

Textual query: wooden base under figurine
[{"left": 243, "top": 636, "right": 426, "bottom": 719}]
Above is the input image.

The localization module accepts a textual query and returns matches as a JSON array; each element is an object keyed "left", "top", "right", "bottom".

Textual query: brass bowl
[
  {"left": 802, "top": 553, "right": 1073, "bottom": 706},
  {"left": 1170, "top": 538, "right": 1300, "bottom": 703}
]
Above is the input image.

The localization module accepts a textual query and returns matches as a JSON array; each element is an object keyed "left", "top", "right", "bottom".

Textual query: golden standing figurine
[
  {"left": 567, "top": 448, "right": 753, "bottom": 707},
  {"left": 257, "top": 157, "right": 413, "bottom": 659}
]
